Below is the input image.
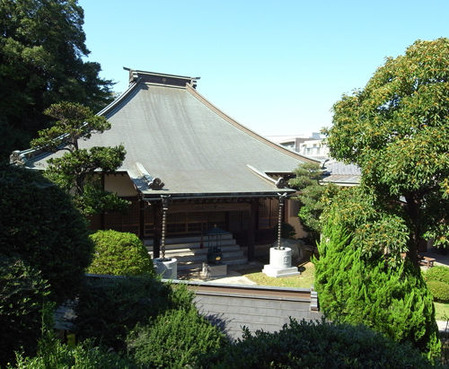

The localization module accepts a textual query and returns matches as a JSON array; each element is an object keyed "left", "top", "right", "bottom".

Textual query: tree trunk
[{"left": 405, "top": 194, "right": 422, "bottom": 268}]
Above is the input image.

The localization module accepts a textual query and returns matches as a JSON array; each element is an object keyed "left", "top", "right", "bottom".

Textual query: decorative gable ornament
[
  {"left": 275, "top": 177, "right": 287, "bottom": 189},
  {"left": 148, "top": 177, "right": 165, "bottom": 190}
]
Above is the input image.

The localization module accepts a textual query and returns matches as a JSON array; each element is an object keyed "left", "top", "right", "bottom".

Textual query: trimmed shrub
[
  {"left": 200, "top": 319, "right": 435, "bottom": 369},
  {"left": 0, "top": 256, "right": 50, "bottom": 367},
  {"left": 0, "top": 165, "right": 93, "bottom": 303},
  {"left": 427, "top": 280, "right": 449, "bottom": 303},
  {"left": 128, "top": 307, "right": 228, "bottom": 369},
  {"left": 88, "top": 230, "right": 154, "bottom": 276},
  {"left": 425, "top": 266, "right": 449, "bottom": 284}
]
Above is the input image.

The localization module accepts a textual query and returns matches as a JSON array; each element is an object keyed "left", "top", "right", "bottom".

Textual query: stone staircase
[{"left": 145, "top": 233, "right": 248, "bottom": 276}]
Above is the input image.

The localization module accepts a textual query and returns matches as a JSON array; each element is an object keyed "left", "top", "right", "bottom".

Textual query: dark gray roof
[
  {"left": 321, "top": 160, "right": 361, "bottom": 186},
  {"left": 20, "top": 70, "right": 318, "bottom": 199},
  {"left": 188, "top": 281, "right": 321, "bottom": 340}
]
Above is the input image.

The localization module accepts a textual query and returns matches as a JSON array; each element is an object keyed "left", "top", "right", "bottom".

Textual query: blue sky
[{"left": 78, "top": 0, "right": 449, "bottom": 137}]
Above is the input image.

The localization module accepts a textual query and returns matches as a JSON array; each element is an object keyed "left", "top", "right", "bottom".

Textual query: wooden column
[
  {"left": 247, "top": 198, "right": 258, "bottom": 261},
  {"left": 153, "top": 201, "right": 162, "bottom": 259},
  {"left": 100, "top": 173, "right": 105, "bottom": 229},
  {"left": 139, "top": 197, "right": 146, "bottom": 240}
]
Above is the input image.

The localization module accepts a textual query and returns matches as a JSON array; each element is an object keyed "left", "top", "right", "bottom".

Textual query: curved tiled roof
[{"left": 19, "top": 70, "right": 318, "bottom": 199}]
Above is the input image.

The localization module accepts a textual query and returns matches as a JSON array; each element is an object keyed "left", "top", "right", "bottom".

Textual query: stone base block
[
  {"left": 262, "top": 264, "right": 300, "bottom": 278},
  {"left": 201, "top": 263, "right": 227, "bottom": 279},
  {"left": 154, "top": 258, "right": 177, "bottom": 279}
]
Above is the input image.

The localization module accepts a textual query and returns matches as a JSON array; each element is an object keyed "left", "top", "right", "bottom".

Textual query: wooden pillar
[
  {"left": 247, "top": 198, "right": 258, "bottom": 261},
  {"left": 100, "top": 173, "right": 105, "bottom": 229},
  {"left": 153, "top": 201, "right": 162, "bottom": 259},
  {"left": 139, "top": 197, "right": 145, "bottom": 240}
]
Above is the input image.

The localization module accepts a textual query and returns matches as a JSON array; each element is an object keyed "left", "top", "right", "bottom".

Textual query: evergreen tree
[
  {"left": 0, "top": 164, "right": 93, "bottom": 303},
  {"left": 0, "top": 0, "right": 113, "bottom": 160},
  {"left": 289, "top": 162, "right": 339, "bottom": 244},
  {"left": 315, "top": 188, "right": 441, "bottom": 360},
  {"left": 30, "top": 101, "right": 128, "bottom": 216}
]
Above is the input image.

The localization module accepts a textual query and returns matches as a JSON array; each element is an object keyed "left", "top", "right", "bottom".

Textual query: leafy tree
[
  {"left": 30, "top": 101, "right": 128, "bottom": 216},
  {"left": 0, "top": 256, "right": 50, "bottom": 367},
  {"left": 0, "top": 164, "right": 93, "bottom": 303},
  {"left": 325, "top": 38, "right": 449, "bottom": 262},
  {"left": 200, "top": 318, "right": 436, "bottom": 369},
  {"left": 288, "top": 162, "right": 339, "bottom": 244},
  {"left": 315, "top": 189, "right": 441, "bottom": 360},
  {"left": 88, "top": 230, "right": 155, "bottom": 276},
  {"left": 0, "top": 0, "right": 113, "bottom": 160}
]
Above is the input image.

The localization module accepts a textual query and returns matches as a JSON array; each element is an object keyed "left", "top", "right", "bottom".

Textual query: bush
[
  {"left": 0, "top": 256, "right": 50, "bottom": 367},
  {"left": 75, "top": 278, "right": 195, "bottom": 351},
  {"left": 425, "top": 266, "right": 449, "bottom": 284},
  {"left": 9, "top": 337, "right": 137, "bottom": 369},
  {"left": 0, "top": 165, "right": 93, "bottom": 303},
  {"left": 88, "top": 230, "right": 154, "bottom": 276},
  {"left": 128, "top": 307, "right": 228, "bottom": 369},
  {"left": 200, "top": 319, "right": 435, "bottom": 369},
  {"left": 427, "top": 280, "right": 449, "bottom": 303}
]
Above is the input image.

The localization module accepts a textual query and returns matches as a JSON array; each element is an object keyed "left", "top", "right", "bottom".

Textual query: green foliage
[
  {"left": 30, "top": 102, "right": 128, "bottom": 216},
  {"left": 425, "top": 266, "right": 449, "bottom": 303},
  {"left": 427, "top": 281, "right": 449, "bottom": 303},
  {"left": 425, "top": 266, "right": 449, "bottom": 284},
  {"left": 9, "top": 338, "right": 136, "bottom": 369},
  {"left": 321, "top": 186, "right": 409, "bottom": 266},
  {"left": 325, "top": 38, "right": 449, "bottom": 253},
  {"left": 87, "top": 230, "right": 154, "bottom": 276},
  {"left": 289, "top": 162, "right": 339, "bottom": 244},
  {"left": 128, "top": 306, "right": 228, "bottom": 369},
  {"left": 0, "top": 164, "right": 93, "bottom": 303},
  {"left": 31, "top": 102, "right": 112, "bottom": 153},
  {"left": 8, "top": 302, "right": 137, "bottom": 368},
  {"left": 0, "top": 256, "right": 50, "bottom": 367},
  {"left": 315, "top": 217, "right": 441, "bottom": 359},
  {"left": 74, "top": 277, "right": 194, "bottom": 351},
  {"left": 200, "top": 318, "right": 435, "bottom": 369},
  {"left": 0, "top": 0, "right": 113, "bottom": 160}
]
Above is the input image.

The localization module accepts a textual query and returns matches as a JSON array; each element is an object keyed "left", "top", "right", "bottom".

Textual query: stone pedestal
[
  {"left": 154, "top": 258, "right": 178, "bottom": 279},
  {"left": 262, "top": 247, "right": 300, "bottom": 278},
  {"left": 201, "top": 262, "right": 227, "bottom": 279}
]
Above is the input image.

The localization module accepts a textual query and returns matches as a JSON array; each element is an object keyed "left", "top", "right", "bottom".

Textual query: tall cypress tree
[
  {"left": 315, "top": 188, "right": 441, "bottom": 360},
  {"left": 0, "top": 0, "right": 113, "bottom": 160}
]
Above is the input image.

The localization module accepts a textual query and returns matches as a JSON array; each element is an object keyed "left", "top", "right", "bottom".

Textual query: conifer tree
[{"left": 315, "top": 188, "right": 441, "bottom": 359}]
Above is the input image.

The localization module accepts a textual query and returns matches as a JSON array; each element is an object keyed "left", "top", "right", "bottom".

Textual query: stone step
[
  {"left": 177, "top": 257, "right": 249, "bottom": 271},
  {"left": 150, "top": 244, "right": 242, "bottom": 257},
  {"left": 147, "top": 233, "right": 248, "bottom": 273},
  {"left": 147, "top": 239, "right": 237, "bottom": 252},
  {"left": 145, "top": 233, "right": 234, "bottom": 246},
  {"left": 151, "top": 247, "right": 246, "bottom": 264}
]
